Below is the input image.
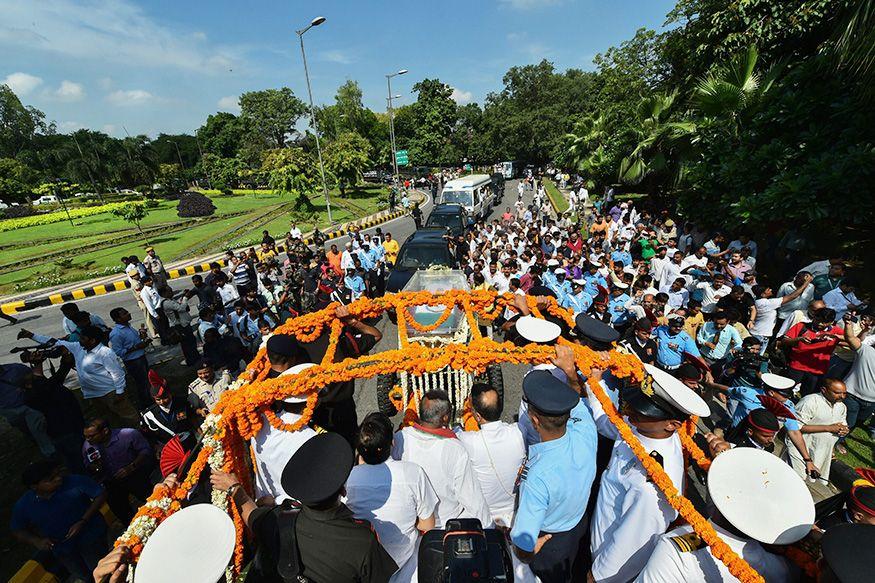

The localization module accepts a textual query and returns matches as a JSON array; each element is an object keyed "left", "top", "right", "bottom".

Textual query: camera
[{"left": 418, "top": 519, "right": 512, "bottom": 583}]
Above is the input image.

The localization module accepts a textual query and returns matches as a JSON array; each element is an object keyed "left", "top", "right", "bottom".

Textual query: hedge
[{"left": 0, "top": 202, "right": 146, "bottom": 232}]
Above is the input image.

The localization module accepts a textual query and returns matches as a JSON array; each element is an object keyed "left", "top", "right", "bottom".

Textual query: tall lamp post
[
  {"left": 297, "top": 15, "right": 333, "bottom": 224},
  {"left": 386, "top": 69, "right": 408, "bottom": 184}
]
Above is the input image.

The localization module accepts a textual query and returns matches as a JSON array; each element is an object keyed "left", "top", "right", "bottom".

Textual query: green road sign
[{"left": 395, "top": 150, "right": 409, "bottom": 166}]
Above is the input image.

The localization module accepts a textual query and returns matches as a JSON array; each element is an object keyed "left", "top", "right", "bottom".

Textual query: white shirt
[
  {"left": 32, "top": 334, "right": 126, "bottom": 398},
  {"left": 252, "top": 368, "right": 317, "bottom": 502},
  {"left": 252, "top": 409, "right": 316, "bottom": 502},
  {"left": 289, "top": 226, "right": 302, "bottom": 239},
  {"left": 635, "top": 522, "right": 792, "bottom": 583},
  {"left": 749, "top": 297, "right": 783, "bottom": 337},
  {"left": 139, "top": 285, "right": 162, "bottom": 317},
  {"left": 845, "top": 343, "right": 875, "bottom": 402},
  {"left": 658, "top": 261, "right": 683, "bottom": 291},
  {"left": 391, "top": 427, "right": 491, "bottom": 528},
  {"left": 776, "top": 281, "right": 814, "bottom": 320},
  {"left": 457, "top": 421, "right": 526, "bottom": 527},
  {"left": 587, "top": 390, "right": 684, "bottom": 583},
  {"left": 696, "top": 282, "right": 731, "bottom": 313},
  {"left": 217, "top": 284, "right": 240, "bottom": 307},
  {"left": 345, "top": 459, "right": 439, "bottom": 582}
]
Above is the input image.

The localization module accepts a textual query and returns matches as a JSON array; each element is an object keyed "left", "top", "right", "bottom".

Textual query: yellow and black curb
[{"left": 1, "top": 207, "right": 409, "bottom": 316}]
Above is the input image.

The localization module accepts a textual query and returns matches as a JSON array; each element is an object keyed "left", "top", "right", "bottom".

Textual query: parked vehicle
[
  {"left": 33, "top": 195, "right": 59, "bottom": 205},
  {"left": 438, "top": 174, "right": 494, "bottom": 220},
  {"left": 425, "top": 203, "right": 473, "bottom": 237},
  {"left": 501, "top": 161, "right": 521, "bottom": 179},
  {"left": 385, "top": 228, "right": 459, "bottom": 294}
]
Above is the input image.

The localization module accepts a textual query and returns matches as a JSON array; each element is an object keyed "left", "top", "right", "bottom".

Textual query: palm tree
[
  {"left": 830, "top": 0, "right": 875, "bottom": 101},
  {"left": 691, "top": 46, "right": 779, "bottom": 134},
  {"left": 618, "top": 90, "right": 697, "bottom": 187},
  {"left": 560, "top": 115, "right": 611, "bottom": 188}
]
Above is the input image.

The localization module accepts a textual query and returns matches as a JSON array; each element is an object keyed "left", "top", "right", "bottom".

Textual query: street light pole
[
  {"left": 297, "top": 16, "right": 333, "bottom": 224},
  {"left": 386, "top": 69, "right": 408, "bottom": 185}
]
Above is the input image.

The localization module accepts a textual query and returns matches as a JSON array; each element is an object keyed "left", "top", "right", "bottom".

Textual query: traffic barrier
[{"left": 1, "top": 208, "right": 409, "bottom": 315}]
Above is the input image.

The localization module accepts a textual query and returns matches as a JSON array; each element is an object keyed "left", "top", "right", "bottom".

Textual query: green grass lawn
[
  {"left": 0, "top": 187, "right": 387, "bottom": 295},
  {"left": 835, "top": 426, "right": 874, "bottom": 469},
  {"left": 544, "top": 179, "right": 570, "bottom": 214}
]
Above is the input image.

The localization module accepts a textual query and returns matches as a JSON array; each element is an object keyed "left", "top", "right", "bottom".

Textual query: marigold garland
[{"left": 114, "top": 290, "right": 774, "bottom": 582}]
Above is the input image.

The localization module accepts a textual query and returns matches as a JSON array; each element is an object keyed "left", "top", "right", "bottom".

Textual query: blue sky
[{"left": 1, "top": 0, "right": 675, "bottom": 138}]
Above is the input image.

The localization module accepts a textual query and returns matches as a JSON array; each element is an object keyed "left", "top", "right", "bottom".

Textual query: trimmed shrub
[
  {"left": 176, "top": 192, "right": 216, "bottom": 217},
  {"left": 1, "top": 205, "right": 35, "bottom": 219}
]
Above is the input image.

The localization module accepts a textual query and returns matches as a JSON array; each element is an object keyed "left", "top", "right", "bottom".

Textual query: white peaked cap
[
  {"left": 135, "top": 504, "right": 235, "bottom": 583},
  {"left": 761, "top": 372, "right": 795, "bottom": 391},
  {"left": 516, "top": 315, "right": 561, "bottom": 344},
  {"left": 708, "top": 448, "right": 815, "bottom": 544},
  {"left": 643, "top": 364, "right": 711, "bottom": 417},
  {"left": 280, "top": 362, "right": 317, "bottom": 403}
]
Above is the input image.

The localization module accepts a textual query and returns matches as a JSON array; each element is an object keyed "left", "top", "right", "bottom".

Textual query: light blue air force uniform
[{"left": 511, "top": 398, "right": 598, "bottom": 552}]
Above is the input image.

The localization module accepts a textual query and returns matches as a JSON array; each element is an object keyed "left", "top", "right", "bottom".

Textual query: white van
[
  {"left": 439, "top": 174, "right": 493, "bottom": 220},
  {"left": 33, "top": 195, "right": 60, "bottom": 205}
]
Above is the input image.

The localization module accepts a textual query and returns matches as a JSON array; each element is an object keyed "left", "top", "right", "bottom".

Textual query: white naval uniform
[
  {"left": 345, "top": 459, "right": 439, "bottom": 583},
  {"left": 391, "top": 427, "right": 491, "bottom": 529},
  {"left": 587, "top": 390, "right": 684, "bottom": 583},
  {"left": 634, "top": 522, "right": 794, "bottom": 583},
  {"left": 251, "top": 368, "right": 317, "bottom": 502}
]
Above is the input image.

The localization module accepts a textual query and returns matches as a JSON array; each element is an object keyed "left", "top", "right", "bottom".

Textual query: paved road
[{"left": 0, "top": 179, "right": 537, "bottom": 424}]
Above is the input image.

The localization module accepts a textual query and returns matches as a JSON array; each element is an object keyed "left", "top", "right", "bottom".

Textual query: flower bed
[{"left": 0, "top": 202, "right": 147, "bottom": 232}]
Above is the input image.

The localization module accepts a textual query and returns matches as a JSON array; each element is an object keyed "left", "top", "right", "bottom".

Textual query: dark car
[
  {"left": 490, "top": 173, "right": 505, "bottom": 203},
  {"left": 385, "top": 228, "right": 459, "bottom": 293},
  {"left": 424, "top": 203, "right": 473, "bottom": 237}
]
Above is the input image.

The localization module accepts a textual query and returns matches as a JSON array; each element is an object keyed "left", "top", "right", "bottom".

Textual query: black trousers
[
  {"left": 313, "top": 397, "right": 358, "bottom": 446},
  {"left": 104, "top": 463, "right": 154, "bottom": 524},
  {"left": 124, "top": 355, "right": 151, "bottom": 410},
  {"left": 175, "top": 324, "right": 200, "bottom": 366},
  {"left": 530, "top": 510, "right": 591, "bottom": 583}
]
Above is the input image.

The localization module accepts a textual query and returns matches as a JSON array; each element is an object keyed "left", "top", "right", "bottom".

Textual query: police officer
[
  {"left": 510, "top": 345, "right": 599, "bottom": 583},
  {"left": 587, "top": 363, "right": 711, "bottom": 582},
  {"left": 211, "top": 432, "right": 397, "bottom": 583},
  {"left": 637, "top": 448, "right": 814, "bottom": 582}
]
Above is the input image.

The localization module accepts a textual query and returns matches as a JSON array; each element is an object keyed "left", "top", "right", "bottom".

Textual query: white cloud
[
  {"left": 450, "top": 87, "right": 474, "bottom": 105},
  {"left": 191, "top": 31, "right": 207, "bottom": 41},
  {"left": 0, "top": 0, "right": 243, "bottom": 73},
  {"left": 499, "top": 0, "right": 564, "bottom": 9},
  {"left": 2, "top": 71, "right": 43, "bottom": 96},
  {"left": 320, "top": 50, "right": 354, "bottom": 65},
  {"left": 59, "top": 120, "right": 84, "bottom": 132},
  {"left": 106, "top": 89, "right": 157, "bottom": 106},
  {"left": 102, "top": 124, "right": 118, "bottom": 135},
  {"left": 98, "top": 77, "right": 114, "bottom": 90},
  {"left": 52, "top": 80, "right": 85, "bottom": 101},
  {"left": 217, "top": 95, "right": 240, "bottom": 113}
]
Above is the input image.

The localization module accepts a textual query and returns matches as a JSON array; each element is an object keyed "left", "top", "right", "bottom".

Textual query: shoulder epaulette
[{"left": 668, "top": 532, "right": 705, "bottom": 553}]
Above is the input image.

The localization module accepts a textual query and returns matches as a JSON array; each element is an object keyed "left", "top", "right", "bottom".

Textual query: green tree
[
  {"left": 197, "top": 112, "right": 245, "bottom": 158},
  {"left": 157, "top": 163, "right": 187, "bottom": 196},
  {"left": 0, "top": 84, "right": 52, "bottom": 158},
  {"left": 262, "top": 148, "right": 319, "bottom": 211},
  {"left": 199, "top": 154, "right": 244, "bottom": 192},
  {"left": 111, "top": 203, "right": 150, "bottom": 243},
  {"left": 558, "top": 115, "right": 614, "bottom": 189},
  {"left": 0, "top": 158, "right": 38, "bottom": 201},
  {"left": 239, "top": 88, "right": 307, "bottom": 154},
  {"left": 618, "top": 91, "right": 697, "bottom": 189},
  {"left": 324, "top": 131, "right": 371, "bottom": 196},
  {"left": 409, "top": 79, "right": 458, "bottom": 165}
]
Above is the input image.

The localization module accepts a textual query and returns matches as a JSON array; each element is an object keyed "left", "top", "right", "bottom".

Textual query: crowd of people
[{"left": 2, "top": 173, "right": 874, "bottom": 583}]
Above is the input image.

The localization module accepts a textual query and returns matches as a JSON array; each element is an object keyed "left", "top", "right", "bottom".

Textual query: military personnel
[
  {"left": 728, "top": 408, "right": 780, "bottom": 451},
  {"left": 636, "top": 448, "right": 814, "bottom": 582},
  {"left": 510, "top": 345, "right": 598, "bottom": 583},
  {"left": 816, "top": 469, "right": 875, "bottom": 531},
  {"left": 819, "top": 523, "right": 875, "bottom": 583},
  {"left": 587, "top": 363, "right": 711, "bottom": 583},
  {"left": 211, "top": 432, "right": 398, "bottom": 583}
]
